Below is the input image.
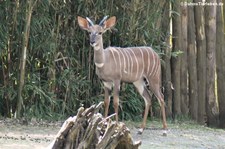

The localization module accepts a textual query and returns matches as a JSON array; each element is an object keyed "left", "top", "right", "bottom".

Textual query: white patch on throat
[
  {"left": 95, "top": 62, "right": 104, "bottom": 68},
  {"left": 94, "top": 45, "right": 101, "bottom": 51}
]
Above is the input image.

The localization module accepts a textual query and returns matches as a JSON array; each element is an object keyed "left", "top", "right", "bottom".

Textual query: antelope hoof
[
  {"left": 162, "top": 130, "right": 167, "bottom": 136},
  {"left": 137, "top": 128, "right": 144, "bottom": 135}
]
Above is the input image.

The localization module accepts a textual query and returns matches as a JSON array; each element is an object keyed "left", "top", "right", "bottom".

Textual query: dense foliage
[{"left": 0, "top": 0, "right": 167, "bottom": 120}]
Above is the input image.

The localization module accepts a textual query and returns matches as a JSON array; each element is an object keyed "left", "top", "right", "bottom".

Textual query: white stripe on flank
[
  {"left": 152, "top": 55, "right": 158, "bottom": 77},
  {"left": 118, "top": 48, "right": 127, "bottom": 73},
  {"left": 109, "top": 48, "right": 118, "bottom": 70},
  {"left": 155, "top": 58, "right": 160, "bottom": 76},
  {"left": 138, "top": 47, "right": 145, "bottom": 77},
  {"left": 153, "top": 56, "right": 160, "bottom": 77},
  {"left": 113, "top": 48, "right": 122, "bottom": 78},
  {"left": 123, "top": 48, "right": 130, "bottom": 74},
  {"left": 125, "top": 48, "right": 133, "bottom": 75},
  {"left": 146, "top": 48, "right": 151, "bottom": 75},
  {"left": 149, "top": 50, "right": 155, "bottom": 76},
  {"left": 129, "top": 48, "right": 139, "bottom": 79}
]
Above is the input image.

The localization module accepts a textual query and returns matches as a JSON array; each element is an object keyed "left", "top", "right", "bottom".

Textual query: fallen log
[{"left": 47, "top": 102, "right": 141, "bottom": 149}]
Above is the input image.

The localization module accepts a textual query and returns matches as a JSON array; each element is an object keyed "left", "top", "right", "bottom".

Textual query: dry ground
[{"left": 0, "top": 119, "right": 224, "bottom": 149}]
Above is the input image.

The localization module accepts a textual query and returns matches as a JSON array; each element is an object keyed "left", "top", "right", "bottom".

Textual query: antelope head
[{"left": 77, "top": 16, "right": 116, "bottom": 48}]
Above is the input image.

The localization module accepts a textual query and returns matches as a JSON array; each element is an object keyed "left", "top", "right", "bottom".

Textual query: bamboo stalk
[{"left": 16, "top": 0, "right": 38, "bottom": 118}]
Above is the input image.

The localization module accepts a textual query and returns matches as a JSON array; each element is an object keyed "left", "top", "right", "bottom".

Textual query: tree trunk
[
  {"left": 16, "top": 0, "right": 37, "bottom": 118},
  {"left": 187, "top": 3, "right": 198, "bottom": 120},
  {"left": 224, "top": 0, "right": 225, "bottom": 32},
  {"left": 216, "top": 0, "right": 225, "bottom": 128},
  {"left": 205, "top": 0, "right": 219, "bottom": 126},
  {"left": 48, "top": 102, "right": 141, "bottom": 149},
  {"left": 194, "top": 0, "right": 207, "bottom": 125},
  {"left": 180, "top": 2, "right": 189, "bottom": 115},
  {"left": 171, "top": 0, "right": 181, "bottom": 117},
  {"left": 163, "top": 43, "right": 173, "bottom": 118},
  {"left": 161, "top": 1, "right": 173, "bottom": 117}
]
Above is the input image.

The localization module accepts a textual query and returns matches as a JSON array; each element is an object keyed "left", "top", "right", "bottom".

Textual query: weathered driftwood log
[{"left": 47, "top": 102, "right": 141, "bottom": 149}]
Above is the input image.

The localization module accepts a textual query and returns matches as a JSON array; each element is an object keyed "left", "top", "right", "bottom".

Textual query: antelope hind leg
[{"left": 133, "top": 79, "right": 152, "bottom": 134}]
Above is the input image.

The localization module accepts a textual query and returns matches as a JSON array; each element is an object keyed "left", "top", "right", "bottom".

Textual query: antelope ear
[
  {"left": 77, "top": 16, "right": 89, "bottom": 31},
  {"left": 104, "top": 16, "right": 116, "bottom": 30}
]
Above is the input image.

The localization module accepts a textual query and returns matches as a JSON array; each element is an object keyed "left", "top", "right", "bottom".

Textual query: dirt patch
[
  {"left": 0, "top": 119, "right": 61, "bottom": 149},
  {"left": 0, "top": 119, "right": 224, "bottom": 149},
  {"left": 130, "top": 121, "right": 225, "bottom": 149}
]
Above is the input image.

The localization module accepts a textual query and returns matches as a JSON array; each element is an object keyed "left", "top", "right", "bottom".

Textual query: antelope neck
[{"left": 93, "top": 41, "right": 104, "bottom": 68}]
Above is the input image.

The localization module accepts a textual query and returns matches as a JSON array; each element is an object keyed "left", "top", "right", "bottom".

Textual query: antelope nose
[
  {"left": 90, "top": 40, "right": 96, "bottom": 47},
  {"left": 90, "top": 41, "right": 95, "bottom": 45}
]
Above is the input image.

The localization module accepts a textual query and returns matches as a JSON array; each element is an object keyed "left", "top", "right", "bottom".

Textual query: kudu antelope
[{"left": 78, "top": 16, "right": 167, "bottom": 134}]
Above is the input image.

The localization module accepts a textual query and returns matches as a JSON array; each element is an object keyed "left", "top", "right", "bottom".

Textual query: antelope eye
[{"left": 97, "top": 32, "right": 102, "bottom": 35}]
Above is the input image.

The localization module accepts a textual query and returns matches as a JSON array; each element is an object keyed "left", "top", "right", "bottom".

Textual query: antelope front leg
[
  {"left": 113, "top": 80, "right": 120, "bottom": 122},
  {"left": 103, "top": 82, "right": 112, "bottom": 118},
  {"left": 104, "top": 87, "right": 110, "bottom": 118}
]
